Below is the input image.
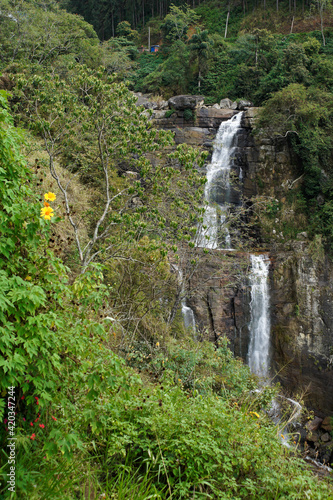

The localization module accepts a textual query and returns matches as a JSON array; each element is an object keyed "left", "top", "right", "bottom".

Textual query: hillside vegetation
[{"left": 1, "top": 1, "right": 333, "bottom": 498}]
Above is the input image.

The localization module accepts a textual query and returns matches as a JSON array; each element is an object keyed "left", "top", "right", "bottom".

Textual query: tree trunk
[
  {"left": 168, "top": 288, "right": 183, "bottom": 325},
  {"left": 224, "top": 10, "right": 230, "bottom": 38},
  {"left": 290, "top": 16, "right": 294, "bottom": 33},
  {"left": 320, "top": 7, "right": 326, "bottom": 46}
]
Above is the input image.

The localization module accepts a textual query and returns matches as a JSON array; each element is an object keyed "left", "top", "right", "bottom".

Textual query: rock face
[
  {"left": 152, "top": 94, "right": 333, "bottom": 415},
  {"left": 186, "top": 251, "right": 251, "bottom": 357},
  {"left": 271, "top": 244, "right": 333, "bottom": 412},
  {"left": 195, "top": 107, "right": 237, "bottom": 128}
]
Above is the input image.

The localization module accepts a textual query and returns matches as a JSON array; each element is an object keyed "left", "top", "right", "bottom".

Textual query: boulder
[
  {"left": 237, "top": 99, "right": 253, "bottom": 110},
  {"left": 168, "top": 95, "right": 204, "bottom": 110},
  {"left": 152, "top": 110, "right": 167, "bottom": 119},
  {"left": 135, "top": 94, "right": 158, "bottom": 109},
  {"left": 212, "top": 103, "right": 220, "bottom": 109},
  {"left": 321, "top": 432, "right": 331, "bottom": 443},
  {"left": 159, "top": 100, "right": 169, "bottom": 110},
  {"left": 219, "top": 98, "right": 237, "bottom": 110},
  {"left": 306, "top": 431, "right": 320, "bottom": 444},
  {"left": 296, "top": 232, "right": 308, "bottom": 240},
  {"left": 306, "top": 417, "right": 323, "bottom": 432},
  {"left": 321, "top": 416, "right": 332, "bottom": 432}
]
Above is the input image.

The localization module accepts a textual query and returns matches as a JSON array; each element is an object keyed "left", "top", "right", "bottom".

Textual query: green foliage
[
  {"left": 0, "top": 91, "right": 134, "bottom": 494},
  {"left": 116, "top": 20, "right": 139, "bottom": 43},
  {"left": 101, "top": 37, "right": 139, "bottom": 78},
  {"left": 82, "top": 337, "right": 332, "bottom": 500},
  {"left": 257, "top": 83, "right": 333, "bottom": 246},
  {"left": 1, "top": 3, "right": 333, "bottom": 499},
  {"left": 132, "top": 52, "right": 164, "bottom": 91},
  {"left": 165, "top": 108, "right": 176, "bottom": 118},
  {"left": 142, "top": 40, "right": 191, "bottom": 96},
  {"left": 183, "top": 108, "right": 194, "bottom": 121},
  {"left": 161, "top": 4, "right": 199, "bottom": 44},
  {"left": 14, "top": 65, "right": 201, "bottom": 268},
  {"left": 0, "top": 0, "right": 100, "bottom": 70}
]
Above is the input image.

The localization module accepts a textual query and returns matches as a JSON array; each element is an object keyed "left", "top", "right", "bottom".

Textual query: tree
[
  {"left": 189, "top": 29, "right": 212, "bottom": 90},
  {"left": 142, "top": 39, "right": 191, "bottom": 95},
  {"left": 14, "top": 65, "right": 206, "bottom": 273},
  {"left": 0, "top": 0, "right": 100, "bottom": 68},
  {"left": 316, "top": 0, "right": 332, "bottom": 46},
  {"left": 161, "top": 4, "right": 199, "bottom": 43}
]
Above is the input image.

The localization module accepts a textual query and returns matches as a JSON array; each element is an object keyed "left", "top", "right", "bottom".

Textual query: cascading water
[
  {"left": 196, "top": 112, "right": 243, "bottom": 249},
  {"left": 247, "top": 255, "right": 303, "bottom": 444},
  {"left": 247, "top": 254, "right": 271, "bottom": 379},
  {"left": 181, "top": 300, "right": 196, "bottom": 332},
  {"left": 247, "top": 259, "right": 330, "bottom": 470},
  {"left": 173, "top": 265, "right": 196, "bottom": 333}
]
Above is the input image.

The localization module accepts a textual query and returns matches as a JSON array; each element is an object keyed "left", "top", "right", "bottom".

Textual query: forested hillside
[{"left": 1, "top": 0, "right": 333, "bottom": 498}]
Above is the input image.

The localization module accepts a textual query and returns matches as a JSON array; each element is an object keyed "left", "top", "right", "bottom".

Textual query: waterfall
[
  {"left": 247, "top": 254, "right": 271, "bottom": 378},
  {"left": 173, "top": 265, "right": 196, "bottom": 333},
  {"left": 181, "top": 300, "right": 196, "bottom": 332},
  {"left": 196, "top": 112, "right": 243, "bottom": 249}
]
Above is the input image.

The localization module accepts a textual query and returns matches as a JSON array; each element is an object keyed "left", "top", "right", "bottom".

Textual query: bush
[{"left": 183, "top": 108, "right": 194, "bottom": 121}]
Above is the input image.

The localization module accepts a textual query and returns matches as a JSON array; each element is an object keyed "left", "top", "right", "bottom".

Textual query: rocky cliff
[{"left": 143, "top": 93, "right": 333, "bottom": 415}]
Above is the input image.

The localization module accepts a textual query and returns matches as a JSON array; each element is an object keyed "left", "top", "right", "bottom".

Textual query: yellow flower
[
  {"left": 40, "top": 206, "right": 54, "bottom": 220},
  {"left": 250, "top": 411, "right": 260, "bottom": 418},
  {"left": 156, "top": 342, "right": 160, "bottom": 347},
  {"left": 44, "top": 192, "right": 56, "bottom": 202}
]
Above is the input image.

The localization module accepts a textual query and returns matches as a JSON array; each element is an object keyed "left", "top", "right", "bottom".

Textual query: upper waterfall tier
[{"left": 196, "top": 112, "right": 243, "bottom": 249}]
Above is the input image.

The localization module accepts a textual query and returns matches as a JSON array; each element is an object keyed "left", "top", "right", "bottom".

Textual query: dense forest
[{"left": 1, "top": 0, "right": 333, "bottom": 498}]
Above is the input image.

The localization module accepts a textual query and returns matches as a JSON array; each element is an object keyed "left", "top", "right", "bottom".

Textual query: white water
[
  {"left": 173, "top": 265, "right": 196, "bottom": 333},
  {"left": 181, "top": 300, "right": 196, "bottom": 332},
  {"left": 247, "top": 254, "right": 271, "bottom": 378},
  {"left": 196, "top": 112, "right": 243, "bottom": 249}
]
